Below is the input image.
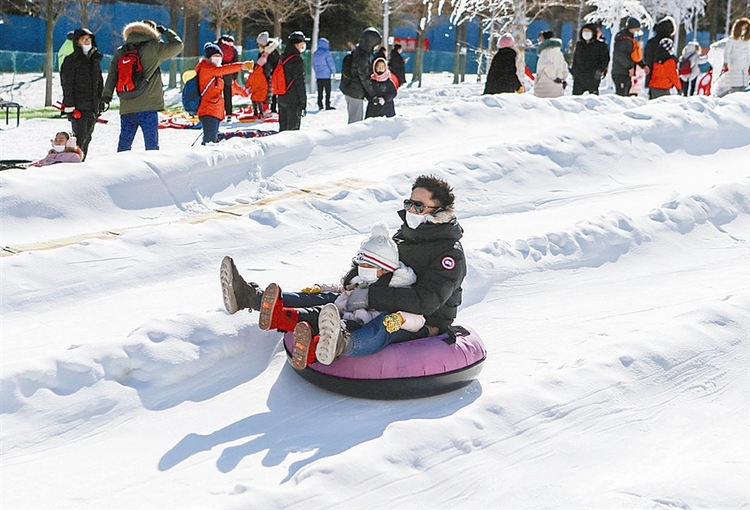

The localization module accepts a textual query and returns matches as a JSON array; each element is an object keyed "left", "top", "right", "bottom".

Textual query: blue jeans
[
  {"left": 118, "top": 111, "right": 159, "bottom": 152},
  {"left": 346, "top": 313, "right": 426, "bottom": 357},
  {"left": 199, "top": 116, "right": 221, "bottom": 144}
]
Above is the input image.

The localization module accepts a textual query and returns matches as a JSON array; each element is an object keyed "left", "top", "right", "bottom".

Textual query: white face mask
[
  {"left": 299, "top": 43, "right": 307, "bottom": 53},
  {"left": 405, "top": 211, "right": 427, "bottom": 229},
  {"left": 53, "top": 145, "right": 66, "bottom": 153},
  {"left": 582, "top": 31, "right": 592, "bottom": 41},
  {"left": 210, "top": 55, "right": 222, "bottom": 66},
  {"left": 81, "top": 43, "right": 92, "bottom": 53},
  {"left": 357, "top": 266, "right": 379, "bottom": 284}
]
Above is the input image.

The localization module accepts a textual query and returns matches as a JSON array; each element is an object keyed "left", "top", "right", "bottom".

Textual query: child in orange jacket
[
  {"left": 245, "top": 62, "right": 269, "bottom": 118},
  {"left": 195, "top": 43, "right": 253, "bottom": 144},
  {"left": 648, "top": 38, "right": 682, "bottom": 99}
]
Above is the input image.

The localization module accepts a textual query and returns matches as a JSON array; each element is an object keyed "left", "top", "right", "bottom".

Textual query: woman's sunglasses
[{"left": 403, "top": 199, "right": 441, "bottom": 214}]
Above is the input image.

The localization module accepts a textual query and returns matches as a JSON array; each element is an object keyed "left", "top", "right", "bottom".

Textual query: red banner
[{"left": 393, "top": 37, "right": 429, "bottom": 52}]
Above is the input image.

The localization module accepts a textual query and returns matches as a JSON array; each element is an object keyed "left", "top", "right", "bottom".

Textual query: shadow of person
[{"left": 159, "top": 359, "right": 482, "bottom": 481}]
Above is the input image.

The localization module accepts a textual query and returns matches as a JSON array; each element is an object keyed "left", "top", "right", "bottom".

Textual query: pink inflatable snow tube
[{"left": 283, "top": 326, "right": 486, "bottom": 399}]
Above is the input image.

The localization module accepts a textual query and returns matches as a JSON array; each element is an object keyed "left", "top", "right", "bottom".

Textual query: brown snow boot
[{"left": 220, "top": 256, "right": 262, "bottom": 314}]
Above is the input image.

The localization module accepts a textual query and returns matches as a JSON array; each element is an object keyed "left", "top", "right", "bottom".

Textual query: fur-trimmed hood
[
  {"left": 263, "top": 38, "right": 281, "bottom": 55},
  {"left": 123, "top": 21, "right": 161, "bottom": 44}
]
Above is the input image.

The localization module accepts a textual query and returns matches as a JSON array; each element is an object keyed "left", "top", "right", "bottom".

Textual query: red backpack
[
  {"left": 115, "top": 43, "right": 149, "bottom": 99},
  {"left": 271, "top": 54, "right": 298, "bottom": 96},
  {"left": 678, "top": 57, "right": 691, "bottom": 77}
]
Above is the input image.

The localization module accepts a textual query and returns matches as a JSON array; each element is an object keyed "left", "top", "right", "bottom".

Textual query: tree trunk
[
  {"left": 512, "top": 0, "right": 527, "bottom": 88},
  {"left": 273, "top": 19, "right": 282, "bottom": 39},
  {"left": 44, "top": 0, "right": 55, "bottom": 106},
  {"left": 453, "top": 24, "right": 461, "bottom": 84},
  {"left": 310, "top": 4, "right": 321, "bottom": 90},
  {"left": 169, "top": 0, "right": 178, "bottom": 89},
  {"left": 476, "top": 21, "right": 483, "bottom": 83},
  {"left": 459, "top": 23, "right": 467, "bottom": 83}
]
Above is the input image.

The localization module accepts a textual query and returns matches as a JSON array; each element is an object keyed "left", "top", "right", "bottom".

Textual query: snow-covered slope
[{"left": 1, "top": 76, "right": 749, "bottom": 509}]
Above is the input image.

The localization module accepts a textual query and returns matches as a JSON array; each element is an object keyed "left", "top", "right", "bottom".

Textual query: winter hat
[
  {"left": 73, "top": 28, "right": 93, "bottom": 44},
  {"left": 257, "top": 32, "right": 269, "bottom": 46},
  {"left": 288, "top": 31, "right": 308, "bottom": 45},
  {"left": 356, "top": 222, "right": 399, "bottom": 272},
  {"left": 204, "top": 42, "right": 222, "bottom": 58},
  {"left": 626, "top": 17, "right": 641, "bottom": 29},
  {"left": 539, "top": 30, "right": 554, "bottom": 40},
  {"left": 220, "top": 34, "right": 234, "bottom": 43},
  {"left": 497, "top": 34, "right": 514, "bottom": 49},
  {"left": 659, "top": 37, "right": 674, "bottom": 53}
]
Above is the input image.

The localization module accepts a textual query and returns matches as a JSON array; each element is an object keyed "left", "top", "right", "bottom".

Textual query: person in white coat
[
  {"left": 678, "top": 42, "right": 703, "bottom": 96},
  {"left": 534, "top": 30, "right": 569, "bottom": 98},
  {"left": 722, "top": 17, "right": 750, "bottom": 95}
]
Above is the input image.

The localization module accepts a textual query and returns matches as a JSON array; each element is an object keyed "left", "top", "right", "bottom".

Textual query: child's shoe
[
  {"left": 258, "top": 283, "right": 299, "bottom": 331},
  {"left": 290, "top": 322, "right": 319, "bottom": 370},
  {"left": 316, "top": 303, "right": 351, "bottom": 365}
]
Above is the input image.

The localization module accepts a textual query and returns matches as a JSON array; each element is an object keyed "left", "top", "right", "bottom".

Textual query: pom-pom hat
[
  {"left": 356, "top": 222, "right": 399, "bottom": 272},
  {"left": 204, "top": 42, "right": 222, "bottom": 58}
]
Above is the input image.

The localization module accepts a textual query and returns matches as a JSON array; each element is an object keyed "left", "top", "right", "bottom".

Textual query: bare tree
[
  {"left": 252, "top": 0, "right": 306, "bottom": 38},
  {"left": 41, "top": 0, "right": 69, "bottom": 105},
  {"left": 306, "top": 0, "right": 332, "bottom": 87}
]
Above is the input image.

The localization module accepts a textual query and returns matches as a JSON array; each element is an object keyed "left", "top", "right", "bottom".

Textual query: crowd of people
[
  {"left": 484, "top": 16, "right": 750, "bottom": 102},
  {"left": 25, "top": 15, "right": 750, "bottom": 166}
]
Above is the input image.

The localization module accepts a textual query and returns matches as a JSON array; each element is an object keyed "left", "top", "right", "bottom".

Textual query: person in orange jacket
[
  {"left": 245, "top": 62, "right": 269, "bottom": 118},
  {"left": 647, "top": 38, "right": 681, "bottom": 99},
  {"left": 195, "top": 43, "right": 253, "bottom": 144}
]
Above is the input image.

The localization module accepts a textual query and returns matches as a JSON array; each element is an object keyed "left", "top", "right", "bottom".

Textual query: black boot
[{"left": 220, "top": 256, "right": 262, "bottom": 314}]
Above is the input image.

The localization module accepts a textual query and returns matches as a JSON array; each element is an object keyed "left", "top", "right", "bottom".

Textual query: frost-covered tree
[
  {"left": 641, "top": 0, "right": 705, "bottom": 49},
  {"left": 450, "top": 0, "right": 514, "bottom": 80}
]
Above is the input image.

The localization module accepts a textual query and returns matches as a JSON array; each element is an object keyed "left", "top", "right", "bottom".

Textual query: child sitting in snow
[
  {"left": 252, "top": 222, "right": 426, "bottom": 370},
  {"left": 28, "top": 131, "right": 83, "bottom": 167},
  {"left": 365, "top": 57, "right": 398, "bottom": 119}
]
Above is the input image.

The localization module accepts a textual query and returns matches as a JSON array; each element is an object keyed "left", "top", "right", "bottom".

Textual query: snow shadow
[{"left": 158, "top": 364, "right": 482, "bottom": 480}]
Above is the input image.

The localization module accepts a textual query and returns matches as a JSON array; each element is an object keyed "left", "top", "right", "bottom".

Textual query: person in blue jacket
[{"left": 312, "top": 37, "right": 337, "bottom": 110}]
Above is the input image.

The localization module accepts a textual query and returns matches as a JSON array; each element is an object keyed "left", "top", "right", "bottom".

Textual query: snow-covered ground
[{"left": 1, "top": 72, "right": 749, "bottom": 509}]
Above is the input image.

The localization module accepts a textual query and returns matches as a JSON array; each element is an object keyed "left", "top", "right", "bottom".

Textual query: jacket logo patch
[{"left": 441, "top": 256, "right": 456, "bottom": 270}]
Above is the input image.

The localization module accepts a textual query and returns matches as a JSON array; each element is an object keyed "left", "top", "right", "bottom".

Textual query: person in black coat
[
  {"left": 277, "top": 31, "right": 307, "bottom": 132},
  {"left": 571, "top": 23, "right": 610, "bottom": 95},
  {"left": 388, "top": 43, "right": 407, "bottom": 87},
  {"left": 340, "top": 27, "right": 382, "bottom": 123},
  {"left": 216, "top": 34, "right": 239, "bottom": 119},
  {"left": 365, "top": 57, "right": 398, "bottom": 118},
  {"left": 60, "top": 28, "right": 103, "bottom": 160},
  {"left": 644, "top": 16, "right": 676, "bottom": 86},
  {"left": 612, "top": 17, "right": 645, "bottom": 96},
  {"left": 484, "top": 34, "right": 522, "bottom": 94}
]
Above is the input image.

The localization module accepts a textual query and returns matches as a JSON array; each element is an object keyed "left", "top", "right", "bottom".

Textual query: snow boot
[
  {"left": 258, "top": 283, "right": 299, "bottom": 331},
  {"left": 316, "top": 303, "right": 351, "bottom": 365},
  {"left": 290, "top": 321, "right": 319, "bottom": 370},
  {"left": 220, "top": 256, "right": 262, "bottom": 314}
]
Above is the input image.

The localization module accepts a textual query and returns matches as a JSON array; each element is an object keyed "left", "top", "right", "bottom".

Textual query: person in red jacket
[
  {"left": 195, "top": 43, "right": 253, "bottom": 144},
  {"left": 647, "top": 38, "right": 681, "bottom": 99},
  {"left": 245, "top": 63, "right": 268, "bottom": 118}
]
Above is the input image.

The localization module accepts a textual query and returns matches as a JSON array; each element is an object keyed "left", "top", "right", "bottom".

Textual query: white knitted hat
[{"left": 356, "top": 222, "right": 399, "bottom": 272}]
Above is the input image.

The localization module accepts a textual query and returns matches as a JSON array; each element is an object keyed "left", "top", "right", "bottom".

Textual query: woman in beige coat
[{"left": 534, "top": 30, "right": 569, "bottom": 98}]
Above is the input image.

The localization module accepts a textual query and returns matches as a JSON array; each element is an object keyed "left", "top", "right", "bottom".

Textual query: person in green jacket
[{"left": 102, "top": 20, "right": 183, "bottom": 152}]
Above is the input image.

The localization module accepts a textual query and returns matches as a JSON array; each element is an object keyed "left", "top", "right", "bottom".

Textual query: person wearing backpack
[
  {"left": 102, "top": 20, "right": 183, "bottom": 152},
  {"left": 196, "top": 43, "right": 254, "bottom": 144},
  {"left": 340, "top": 27, "right": 382, "bottom": 124},
  {"left": 60, "top": 28, "right": 103, "bottom": 160},
  {"left": 678, "top": 42, "right": 702, "bottom": 96},
  {"left": 612, "top": 17, "right": 646, "bottom": 97},
  {"left": 276, "top": 31, "right": 308, "bottom": 132}
]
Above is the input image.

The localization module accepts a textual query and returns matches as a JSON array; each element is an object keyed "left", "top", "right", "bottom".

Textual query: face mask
[
  {"left": 357, "top": 266, "right": 379, "bottom": 284},
  {"left": 81, "top": 43, "right": 92, "bottom": 53},
  {"left": 53, "top": 145, "right": 66, "bottom": 153},
  {"left": 405, "top": 211, "right": 427, "bottom": 229},
  {"left": 299, "top": 43, "right": 307, "bottom": 52},
  {"left": 210, "top": 55, "right": 222, "bottom": 66},
  {"left": 582, "top": 31, "right": 592, "bottom": 41}
]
